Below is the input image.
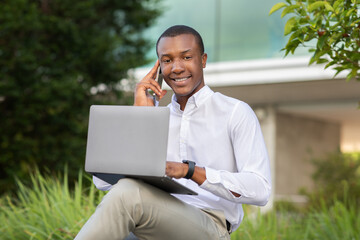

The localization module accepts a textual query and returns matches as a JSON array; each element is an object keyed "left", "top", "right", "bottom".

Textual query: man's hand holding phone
[{"left": 134, "top": 60, "right": 167, "bottom": 106}]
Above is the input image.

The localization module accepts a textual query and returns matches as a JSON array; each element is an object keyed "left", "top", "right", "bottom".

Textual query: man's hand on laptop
[
  {"left": 166, "top": 161, "right": 206, "bottom": 185},
  {"left": 134, "top": 60, "right": 167, "bottom": 106}
]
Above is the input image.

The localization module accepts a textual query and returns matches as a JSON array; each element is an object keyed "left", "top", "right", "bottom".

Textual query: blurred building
[{"left": 136, "top": 0, "right": 360, "bottom": 209}]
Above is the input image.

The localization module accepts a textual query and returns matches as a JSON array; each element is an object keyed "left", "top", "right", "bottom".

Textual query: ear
[{"left": 202, "top": 53, "right": 208, "bottom": 68}]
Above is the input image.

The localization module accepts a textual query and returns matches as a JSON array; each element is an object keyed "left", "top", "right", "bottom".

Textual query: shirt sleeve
[
  {"left": 200, "top": 102, "right": 272, "bottom": 206},
  {"left": 93, "top": 175, "right": 113, "bottom": 191}
]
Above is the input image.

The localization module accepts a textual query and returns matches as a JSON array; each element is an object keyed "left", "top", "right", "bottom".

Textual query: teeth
[{"left": 174, "top": 77, "right": 188, "bottom": 82}]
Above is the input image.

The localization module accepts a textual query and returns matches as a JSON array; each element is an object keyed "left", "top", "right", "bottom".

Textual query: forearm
[
  {"left": 200, "top": 167, "right": 271, "bottom": 205},
  {"left": 190, "top": 166, "right": 206, "bottom": 185}
]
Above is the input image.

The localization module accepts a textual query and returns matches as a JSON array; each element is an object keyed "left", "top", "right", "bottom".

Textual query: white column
[{"left": 254, "top": 105, "right": 276, "bottom": 213}]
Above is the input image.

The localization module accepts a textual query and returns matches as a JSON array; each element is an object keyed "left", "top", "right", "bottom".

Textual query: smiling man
[{"left": 75, "top": 25, "right": 271, "bottom": 240}]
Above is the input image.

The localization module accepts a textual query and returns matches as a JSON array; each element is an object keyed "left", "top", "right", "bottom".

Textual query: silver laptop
[{"left": 85, "top": 105, "right": 197, "bottom": 195}]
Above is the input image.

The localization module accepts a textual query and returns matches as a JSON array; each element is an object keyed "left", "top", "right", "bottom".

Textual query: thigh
[{"left": 128, "top": 179, "right": 229, "bottom": 240}]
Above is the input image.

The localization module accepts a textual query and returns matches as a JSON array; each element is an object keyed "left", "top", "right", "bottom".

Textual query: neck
[{"left": 176, "top": 96, "right": 189, "bottom": 111}]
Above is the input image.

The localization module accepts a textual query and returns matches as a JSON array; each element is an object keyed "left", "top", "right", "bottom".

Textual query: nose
[{"left": 171, "top": 59, "right": 184, "bottom": 74}]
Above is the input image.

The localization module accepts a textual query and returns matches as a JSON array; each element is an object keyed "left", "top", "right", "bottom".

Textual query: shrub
[
  {"left": 300, "top": 151, "right": 360, "bottom": 208},
  {"left": 0, "top": 0, "right": 162, "bottom": 193}
]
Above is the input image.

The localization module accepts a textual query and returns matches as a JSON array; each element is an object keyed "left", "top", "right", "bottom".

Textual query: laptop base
[{"left": 92, "top": 173, "right": 197, "bottom": 195}]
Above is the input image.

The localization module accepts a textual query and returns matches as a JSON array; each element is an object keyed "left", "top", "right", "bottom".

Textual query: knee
[
  {"left": 101, "top": 178, "right": 170, "bottom": 210},
  {"left": 106, "top": 178, "right": 143, "bottom": 204}
]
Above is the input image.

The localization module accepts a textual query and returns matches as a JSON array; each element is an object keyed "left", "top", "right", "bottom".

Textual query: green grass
[
  {"left": 0, "top": 171, "right": 359, "bottom": 240},
  {"left": 0, "top": 171, "right": 105, "bottom": 240},
  {"left": 232, "top": 201, "right": 360, "bottom": 240}
]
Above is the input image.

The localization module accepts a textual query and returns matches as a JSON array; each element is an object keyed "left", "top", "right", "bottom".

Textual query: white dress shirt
[{"left": 93, "top": 85, "right": 271, "bottom": 231}]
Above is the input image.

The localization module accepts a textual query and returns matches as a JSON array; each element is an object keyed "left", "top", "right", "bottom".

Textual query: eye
[
  {"left": 184, "top": 56, "right": 192, "bottom": 60},
  {"left": 162, "top": 59, "right": 171, "bottom": 63}
]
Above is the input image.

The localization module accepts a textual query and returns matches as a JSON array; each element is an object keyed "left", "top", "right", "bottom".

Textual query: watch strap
[{"left": 182, "top": 160, "right": 196, "bottom": 179}]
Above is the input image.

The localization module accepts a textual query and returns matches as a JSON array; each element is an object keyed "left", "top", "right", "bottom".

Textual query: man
[{"left": 75, "top": 25, "right": 271, "bottom": 240}]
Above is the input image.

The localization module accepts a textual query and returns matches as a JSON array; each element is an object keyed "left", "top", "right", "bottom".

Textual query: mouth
[{"left": 171, "top": 76, "right": 191, "bottom": 82}]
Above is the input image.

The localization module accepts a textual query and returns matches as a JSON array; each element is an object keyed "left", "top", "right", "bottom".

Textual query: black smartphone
[
  {"left": 153, "top": 67, "right": 163, "bottom": 105},
  {"left": 155, "top": 67, "right": 163, "bottom": 88}
]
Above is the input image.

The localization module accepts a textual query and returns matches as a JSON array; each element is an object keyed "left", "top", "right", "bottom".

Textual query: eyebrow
[
  {"left": 181, "top": 49, "right": 192, "bottom": 54},
  {"left": 160, "top": 49, "right": 192, "bottom": 58}
]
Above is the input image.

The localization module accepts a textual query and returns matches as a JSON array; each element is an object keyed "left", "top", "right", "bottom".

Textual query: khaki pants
[{"left": 75, "top": 178, "right": 230, "bottom": 240}]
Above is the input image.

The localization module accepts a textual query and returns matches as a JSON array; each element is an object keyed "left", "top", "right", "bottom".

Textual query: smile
[{"left": 173, "top": 77, "right": 190, "bottom": 82}]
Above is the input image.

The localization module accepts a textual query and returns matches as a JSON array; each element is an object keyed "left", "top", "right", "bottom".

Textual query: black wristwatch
[{"left": 182, "top": 160, "right": 196, "bottom": 179}]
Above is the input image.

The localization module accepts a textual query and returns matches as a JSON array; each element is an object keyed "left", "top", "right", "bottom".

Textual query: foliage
[
  {"left": 232, "top": 200, "right": 360, "bottom": 240},
  {"left": 300, "top": 151, "right": 360, "bottom": 209},
  {"left": 0, "top": 0, "right": 162, "bottom": 193},
  {"left": 0, "top": 170, "right": 106, "bottom": 240},
  {"left": 269, "top": 0, "right": 360, "bottom": 81},
  {"left": 1, "top": 170, "right": 359, "bottom": 240}
]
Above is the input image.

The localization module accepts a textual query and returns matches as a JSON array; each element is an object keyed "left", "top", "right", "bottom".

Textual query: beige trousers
[{"left": 75, "top": 178, "right": 230, "bottom": 240}]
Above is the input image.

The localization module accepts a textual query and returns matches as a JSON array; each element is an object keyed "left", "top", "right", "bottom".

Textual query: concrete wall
[{"left": 275, "top": 112, "right": 340, "bottom": 198}]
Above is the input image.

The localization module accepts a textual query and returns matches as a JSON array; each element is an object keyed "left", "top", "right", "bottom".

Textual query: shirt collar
[{"left": 171, "top": 85, "right": 214, "bottom": 112}]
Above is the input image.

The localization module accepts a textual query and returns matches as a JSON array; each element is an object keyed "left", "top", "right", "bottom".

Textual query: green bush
[
  {"left": 300, "top": 151, "right": 360, "bottom": 209},
  {"left": 0, "top": 0, "right": 162, "bottom": 194}
]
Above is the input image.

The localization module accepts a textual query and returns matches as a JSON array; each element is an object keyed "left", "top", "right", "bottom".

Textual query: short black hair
[{"left": 156, "top": 25, "right": 204, "bottom": 56}]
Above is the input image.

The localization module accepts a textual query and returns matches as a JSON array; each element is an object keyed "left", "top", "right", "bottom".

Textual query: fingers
[
  {"left": 159, "top": 90, "right": 167, "bottom": 100},
  {"left": 140, "top": 61, "right": 162, "bottom": 94},
  {"left": 134, "top": 60, "right": 164, "bottom": 106},
  {"left": 165, "top": 161, "right": 187, "bottom": 179},
  {"left": 138, "top": 81, "right": 162, "bottom": 96},
  {"left": 149, "top": 60, "right": 160, "bottom": 79}
]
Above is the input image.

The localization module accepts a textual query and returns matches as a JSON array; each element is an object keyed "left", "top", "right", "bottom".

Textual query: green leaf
[
  {"left": 288, "top": 30, "right": 300, "bottom": 42},
  {"left": 333, "top": 0, "right": 343, "bottom": 13},
  {"left": 350, "top": 18, "right": 360, "bottom": 26},
  {"left": 324, "top": 61, "right": 337, "bottom": 69},
  {"left": 281, "top": 4, "right": 300, "bottom": 18},
  {"left": 299, "top": 16, "right": 310, "bottom": 24},
  {"left": 284, "top": 17, "right": 297, "bottom": 36},
  {"left": 346, "top": 68, "right": 358, "bottom": 81},
  {"left": 309, "top": 49, "right": 327, "bottom": 65},
  {"left": 308, "top": 1, "right": 326, "bottom": 12},
  {"left": 334, "top": 66, "right": 346, "bottom": 77},
  {"left": 324, "top": 2, "right": 334, "bottom": 12},
  {"left": 285, "top": 39, "right": 301, "bottom": 55},
  {"left": 328, "top": 32, "right": 343, "bottom": 45},
  {"left": 316, "top": 58, "right": 329, "bottom": 64},
  {"left": 345, "top": 8, "right": 355, "bottom": 17},
  {"left": 284, "top": 48, "right": 291, "bottom": 57},
  {"left": 269, "top": 2, "right": 288, "bottom": 15},
  {"left": 317, "top": 36, "right": 327, "bottom": 50},
  {"left": 309, "top": 55, "right": 317, "bottom": 65},
  {"left": 351, "top": 27, "right": 359, "bottom": 39}
]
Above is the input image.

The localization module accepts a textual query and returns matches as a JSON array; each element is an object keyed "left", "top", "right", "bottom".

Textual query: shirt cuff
[
  {"left": 93, "top": 176, "right": 113, "bottom": 191},
  {"left": 200, "top": 167, "right": 243, "bottom": 200},
  {"left": 205, "top": 166, "right": 222, "bottom": 184}
]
